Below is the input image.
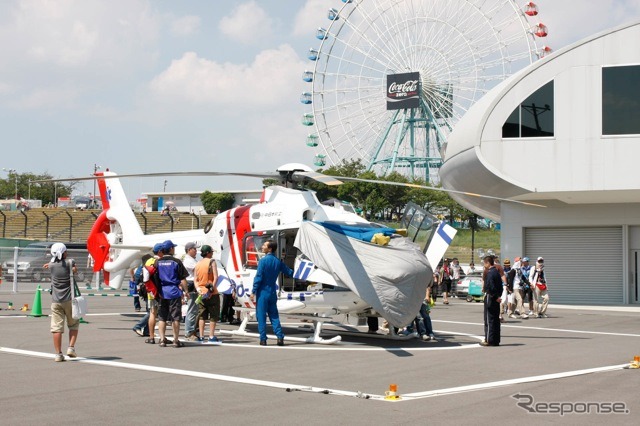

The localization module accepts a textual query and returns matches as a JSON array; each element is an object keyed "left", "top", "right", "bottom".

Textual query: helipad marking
[
  {"left": 400, "top": 363, "right": 630, "bottom": 400},
  {"left": 433, "top": 319, "right": 640, "bottom": 338},
  {"left": 0, "top": 347, "right": 384, "bottom": 401},
  {"left": 0, "top": 347, "right": 629, "bottom": 403}
]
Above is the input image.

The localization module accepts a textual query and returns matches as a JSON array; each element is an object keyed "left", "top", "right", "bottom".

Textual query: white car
[{"left": 455, "top": 271, "right": 483, "bottom": 297}]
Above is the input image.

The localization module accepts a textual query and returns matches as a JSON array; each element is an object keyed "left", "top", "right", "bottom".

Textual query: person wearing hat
[
  {"left": 250, "top": 239, "right": 293, "bottom": 346},
  {"left": 530, "top": 257, "right": 550, "bottom": 318},
  {"left": 508, "top": 257, "right": 528, "bottom": 319},
  {"left": 48, "top": 243, "right": 80, "bottom": 362},
  {"left": 194, "top": 245, "right": 220, "bottom": 343},
  {"left": 140, "top": 244, "right": 164, "bottom": 344},
  {"left": 520, "top": 257, "right": 534, "bottom": 316},
  {"left": 182, "top": 242, "right": 199, "bottom": 341},
  {"left": 155, "top": 240, "right": 189, "bottom": 347},
  {"left": 499, "top": 259, "right": 513, "bottom": 322}
]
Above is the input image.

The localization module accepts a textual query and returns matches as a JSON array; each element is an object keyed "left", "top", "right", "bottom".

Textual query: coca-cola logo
[{"left": 388, "top": 80, "right": 419, "bottom": 98}]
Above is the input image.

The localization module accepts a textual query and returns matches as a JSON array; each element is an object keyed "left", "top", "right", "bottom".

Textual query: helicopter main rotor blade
[
  {"left": 29, "top": 171, "right": 281, "bottom": 184},
  {"left": 294, "top": 171, "right": 343, "bottom": 186},
  {"left": 326, "top": 175, "right": 546, "bottom": 208}
]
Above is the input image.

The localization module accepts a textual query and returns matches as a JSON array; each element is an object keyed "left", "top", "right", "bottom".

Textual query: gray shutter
[{"left": 524, "top": 227, "right": 622, "bottom": 304}]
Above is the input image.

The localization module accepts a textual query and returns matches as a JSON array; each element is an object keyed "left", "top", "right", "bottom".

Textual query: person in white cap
[
  {"left": 48, "top": 243, "right": 79, "bottom": 362},
  {"left": 529, "top": 257, "right": 550, "bottom": 318}
]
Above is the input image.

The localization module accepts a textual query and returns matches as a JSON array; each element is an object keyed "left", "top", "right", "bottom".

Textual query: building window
[
  {"left": 502, "top": 80, "right": 554, "bottom": 138},
  {"left": 602, "top": 65, "right": 640, "bottom": 135}
]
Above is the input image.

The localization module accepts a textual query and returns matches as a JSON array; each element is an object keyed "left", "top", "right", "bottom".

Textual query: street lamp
[
  {"left": 2, "top": 168, "right": 18, "bottom": 200},
  {"left": 163, "top": 180, "right": 168, "bottom": 192},
  {"left": 92, "top": 164, "right": 101, "bottom": 209}
]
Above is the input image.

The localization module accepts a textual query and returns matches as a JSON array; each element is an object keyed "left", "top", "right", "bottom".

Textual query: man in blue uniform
[
  {"left": 481, "top": 255, "right": 502, "bottom": 347},
  {"left": 249, "top": 240, "right": 293, "bottom": 346}
]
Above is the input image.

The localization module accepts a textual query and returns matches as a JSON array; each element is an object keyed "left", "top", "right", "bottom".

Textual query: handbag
[
  {"left": 70, "top": 263, "right": 88, "bottom": 319},
  {"left": 536, "top": 283, "right": 547, "bottom": 291}
]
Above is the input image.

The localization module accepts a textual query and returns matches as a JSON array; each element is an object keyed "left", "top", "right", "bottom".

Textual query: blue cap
[
  {"left": 152, "top": 243, "right": 163, "bottom": 254},
  {"left": 162, "top": 240, "right": 177, "bottom": 252},
  {"left": 522, "top": 256, "right": 530, "bottom": 262}
]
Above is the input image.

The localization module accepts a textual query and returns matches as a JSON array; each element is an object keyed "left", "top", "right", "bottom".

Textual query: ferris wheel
[{"left": 301, "top": 0, "right": 551, "bottom": 182}]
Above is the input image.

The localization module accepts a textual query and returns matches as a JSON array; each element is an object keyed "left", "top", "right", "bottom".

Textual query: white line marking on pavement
[
  {"left": 0, "top": 346, "right": 384, "bottom": 401},
  {"left": 0, "top": 347, "right": 630, "bottom": 403},
  {"left": 400, "top": 363, "right": 630, "bottom": 400},
  {"left": 433, "top": 320, "right": 640, "bottom": 338}
]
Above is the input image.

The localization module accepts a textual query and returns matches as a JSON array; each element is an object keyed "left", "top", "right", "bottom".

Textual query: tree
[
  {"left": 200, "top": 191, "right": 235, "bottom": 214},
  {"left": 1, "top": 172, "right": 76, "bottom": 205}
]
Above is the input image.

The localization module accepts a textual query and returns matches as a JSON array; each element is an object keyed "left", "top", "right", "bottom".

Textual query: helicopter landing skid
[{"left": 219, "top": 310, "right": 342, "bottom": 345}]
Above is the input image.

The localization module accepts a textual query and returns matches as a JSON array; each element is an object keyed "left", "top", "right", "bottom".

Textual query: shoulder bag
[{"left": 70, "top": 261, "right": 88, "bottom": 319}]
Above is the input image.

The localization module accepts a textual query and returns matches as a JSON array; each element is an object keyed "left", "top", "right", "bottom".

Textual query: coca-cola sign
[{"left": 387, "top": 72, "right": 420, "bottom": 110}]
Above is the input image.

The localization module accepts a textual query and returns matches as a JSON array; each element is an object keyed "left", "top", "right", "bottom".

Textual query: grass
[{"left": 445, "top": 228, "right": 501, "bottom": 264}]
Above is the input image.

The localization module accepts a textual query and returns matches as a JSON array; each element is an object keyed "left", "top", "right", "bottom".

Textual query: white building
[
  {"left": 141, "top": 190, "right": 263, "bottom": 213},
  {"left": 440, "top": 21, "right": 640, "bottom": 305}
]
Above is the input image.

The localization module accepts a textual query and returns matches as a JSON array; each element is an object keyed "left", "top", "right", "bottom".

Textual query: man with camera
[{"left": 194, "top": 245, "right": 220, "bottom": 343}]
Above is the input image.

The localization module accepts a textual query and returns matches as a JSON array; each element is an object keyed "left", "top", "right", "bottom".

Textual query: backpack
[{"left": 134, "top": 265, "right": 144, "bottom": 284}]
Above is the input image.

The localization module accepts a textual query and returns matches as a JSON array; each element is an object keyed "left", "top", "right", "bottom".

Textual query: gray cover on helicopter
[{"left": 294, "top": 221, "right": 432, "bottom": 328}]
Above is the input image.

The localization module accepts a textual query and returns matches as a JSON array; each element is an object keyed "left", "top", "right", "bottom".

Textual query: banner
[{"left": 386, "top": 72, "right": 420, "bottom": 110}]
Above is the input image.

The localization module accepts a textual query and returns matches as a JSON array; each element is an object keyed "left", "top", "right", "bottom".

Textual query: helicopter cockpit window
[{"left": 242, "top": 232, "right": 275, "bottom": 269}]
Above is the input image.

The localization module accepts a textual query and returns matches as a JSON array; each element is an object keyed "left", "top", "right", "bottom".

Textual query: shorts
[
  {"left": 158, "top": 298, "right": 182, "bottom": 322},
  {"left": 198, "top": 294, "right": 221, "bottom": 321},
  {"left": 148, "top": 298, "right": 159, "bottom": 315},
  {"left": 440, "top": 280, "right": 452, "bottom": 293},
  {"left": 50, "top": 301, "right": 80, "bottom": 333}
]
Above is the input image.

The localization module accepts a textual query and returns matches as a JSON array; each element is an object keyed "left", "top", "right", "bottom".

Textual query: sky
[{"left": 0, "top": 0, "right": 639, "bottom": 201}]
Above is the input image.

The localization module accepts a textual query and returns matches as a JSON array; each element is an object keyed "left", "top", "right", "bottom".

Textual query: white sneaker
[
  {"left": 66, "top": 347, "right": 77, "bottom": 358},
  {"left": 54, "top": 353, "right": 65, "bottom": 362},
  {"left": 521, "top": 314, "right": 529, "bottom": 319},
  {"left": 508, "top": 314, "right": 516, "bottom": 319},
  {"left": 429, "top": 334, "right": 436, "bottom": 341},
  {"left": 527, "top": 310, "right": 534, "bottom": 316},
  {"left": 542, "top": 314, "right": 548, "bottom": 318},
  {"left": 421, "top": 334, "right": 431, "bottom": 341}
]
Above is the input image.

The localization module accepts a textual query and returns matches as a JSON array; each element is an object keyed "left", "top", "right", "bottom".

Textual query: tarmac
[{"left": 1, "top": 281, "right": 639, "bottom": 425}]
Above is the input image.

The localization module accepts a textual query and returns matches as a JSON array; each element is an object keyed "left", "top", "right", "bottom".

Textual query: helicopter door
[{"left": 277, "top": 229, "right": 300, "bottom": 292}]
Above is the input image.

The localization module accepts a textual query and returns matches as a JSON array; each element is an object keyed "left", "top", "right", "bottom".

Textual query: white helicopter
[{"left": 42, "top": 163, "right": 540, "bottom": 344}]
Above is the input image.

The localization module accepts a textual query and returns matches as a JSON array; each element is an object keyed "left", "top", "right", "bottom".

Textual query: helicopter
[{"left": 38, "top": 163, "right": 541, "bottom": 344}]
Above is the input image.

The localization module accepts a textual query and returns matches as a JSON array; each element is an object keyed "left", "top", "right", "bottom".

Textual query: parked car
[
  {"left": 2, "top": 242, "right": 91, "bottom": 283},
  {"left": 455, "top": 271, "right": 483, "bottom": 297}
]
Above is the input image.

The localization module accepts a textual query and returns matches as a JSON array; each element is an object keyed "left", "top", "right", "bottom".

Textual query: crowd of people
[
  {"left": 481, "top": 254, "right": 550, "bottom": 347},
  {"left": 44, "top": 235, "right": 550, "bottom": 359}
]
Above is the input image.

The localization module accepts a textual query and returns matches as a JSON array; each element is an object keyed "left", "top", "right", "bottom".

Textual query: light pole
[
  {"left": 163, "top": 180, "right": 168, "bottom": 192},
  {"left": 2, "top": 168, "right": 17, "bottom": 200},
  {"left": 92, "top": 164, "right": 101, "bottom": 208}
]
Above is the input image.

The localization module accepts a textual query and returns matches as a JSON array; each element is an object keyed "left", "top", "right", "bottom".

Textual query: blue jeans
[
  {"left": 185, "top": 292, "right": 198, "bottom": 335},
  {"left": 256, "top": 292, "right": 283, "bottom": 341},
  {"left": 134, "top": 309, "right": 150, "bottom": 335},
  {"left": 405, "top": 303, "right": 433, "bottom": 336}
]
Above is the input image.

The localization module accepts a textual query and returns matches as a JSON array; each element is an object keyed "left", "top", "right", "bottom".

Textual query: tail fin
[
  {"left": 87, "top": 171, "right": 144, "bottom": 289},
  {"left": 424, "top": 222, "right": 457, "bottom": 268}
]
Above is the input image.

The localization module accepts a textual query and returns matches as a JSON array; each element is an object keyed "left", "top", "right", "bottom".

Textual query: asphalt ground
[{"left": 1, "top": 282, "right": 639, "bottom": 425}]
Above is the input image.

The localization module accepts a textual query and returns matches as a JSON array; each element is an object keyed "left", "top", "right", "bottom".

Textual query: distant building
[
  {"left": 141, "top": 190, "right": 263, "bottom": 213},
  {"left": 440, "top": 21, "right": 640, "bottom": 305}
]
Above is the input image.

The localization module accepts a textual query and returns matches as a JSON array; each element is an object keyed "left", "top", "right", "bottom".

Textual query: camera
[{"left": 205, "top": 283, "right": 214, "bottom": 291}]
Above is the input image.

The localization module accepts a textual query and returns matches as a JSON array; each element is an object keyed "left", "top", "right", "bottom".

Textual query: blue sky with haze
[{"left": 1, "top": 0, "right": 638, "bottom": 200}]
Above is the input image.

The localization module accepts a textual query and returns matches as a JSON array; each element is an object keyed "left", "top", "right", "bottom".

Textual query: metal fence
[{"left": 0, "top": 246, "right": 103, "bottom": 293}]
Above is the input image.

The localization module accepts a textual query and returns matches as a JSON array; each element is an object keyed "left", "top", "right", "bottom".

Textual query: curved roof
[{"left": 440, "top": 20, "right": 640, "bottom": 220}]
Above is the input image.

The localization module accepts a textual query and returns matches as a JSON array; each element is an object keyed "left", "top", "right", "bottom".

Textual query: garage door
[{"left": 524, "top": 227, "right": 623, "bottom": 305}]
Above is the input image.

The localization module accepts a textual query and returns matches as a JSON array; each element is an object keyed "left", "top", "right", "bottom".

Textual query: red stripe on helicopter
[{"left": 225, "top": 205, "right": 252, "bottom": 276}]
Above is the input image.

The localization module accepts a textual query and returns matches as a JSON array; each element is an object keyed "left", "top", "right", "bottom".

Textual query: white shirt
[{"left": 183, "top": 254, "right": 197, "bottom": 282}]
